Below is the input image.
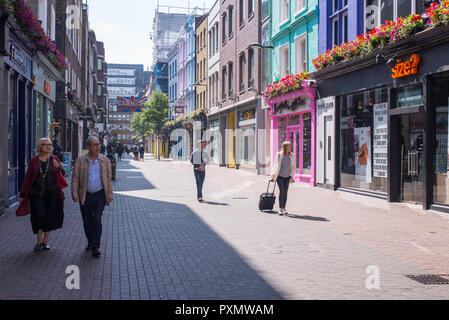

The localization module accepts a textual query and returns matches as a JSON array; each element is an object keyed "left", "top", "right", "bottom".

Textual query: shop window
[
  {"left": 394, "top": 84, "right": 423, "bottom": 108},
  {"left": 278, "top": 117, "right": 287, "bottom": 150},
  {"left": 302, "top": 113, "right": 312, "bottom": 175},
  {"left": 432, "top": 74, "right": 449, "bottom": 205},
  {"left": 340, "top": 87, "right": 389, "bottom": 193},
  {"left": 288, "top": 114, "right": 300, "bottom": 126}
]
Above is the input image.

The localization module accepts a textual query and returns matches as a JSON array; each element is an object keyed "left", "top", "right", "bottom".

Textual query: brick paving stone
[{"left": 0, "top": 153, "right": 449, "bottom": 299}]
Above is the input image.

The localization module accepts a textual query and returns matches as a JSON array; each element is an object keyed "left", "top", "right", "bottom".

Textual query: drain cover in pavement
[{"left": 405, "top": 274, "right": 449, "bottom": 285}]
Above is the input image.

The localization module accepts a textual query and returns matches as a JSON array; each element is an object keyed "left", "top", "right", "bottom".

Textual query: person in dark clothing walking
[
  {"left": 271, "top": 141, "right": 296, "bottom": 215},
  {"left": 17, "top": 138, "right": 67, "bottom": 252},
  {"left": 190, "top": 140, "right": 210, "bottom": 202},
  {"left": 139, "top": 145, "right": 145, "bottom": 162},
  {"left": 118, "top": 144, "right": 123, "bottom": 161}
]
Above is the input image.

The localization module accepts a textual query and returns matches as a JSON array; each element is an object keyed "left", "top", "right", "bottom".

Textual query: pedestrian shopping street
[{"left": 1, "top": 154, "right": 449, "bottom": 300}]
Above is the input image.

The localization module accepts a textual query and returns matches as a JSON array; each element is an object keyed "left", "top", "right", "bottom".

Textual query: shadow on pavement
[
  {"left": 201, "top": 201, "right": 230, "bottom": 206},
  {"left": 0, "top": 161, "right": 284, "bottom": 300},
  {"left": 286, "top": 214, "right": 330, "bottom": 222}
]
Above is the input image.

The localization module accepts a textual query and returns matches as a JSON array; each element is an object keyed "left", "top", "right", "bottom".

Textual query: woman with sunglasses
[{"left": 18, "top": 138, "right": 67, "bottom": 252}]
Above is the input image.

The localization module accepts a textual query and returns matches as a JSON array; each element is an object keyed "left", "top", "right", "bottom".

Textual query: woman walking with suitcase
[{"left": 271, "top": 141, "right": 296, "bottom": 215}]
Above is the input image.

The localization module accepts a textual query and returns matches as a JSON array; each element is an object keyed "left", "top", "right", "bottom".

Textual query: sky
[{"left": 87, "top": 0, "right": 217, "bottom": 70}]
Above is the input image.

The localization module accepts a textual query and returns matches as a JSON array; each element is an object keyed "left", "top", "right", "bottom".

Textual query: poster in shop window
[
  {"left": 354, "top": 127, "right": 372, "bottom": 183},
  {"left": 373, "top": 103, "right": 388, "bottom": 178}
]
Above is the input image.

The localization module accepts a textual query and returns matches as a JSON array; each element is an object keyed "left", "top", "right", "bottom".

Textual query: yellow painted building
[{"left": 195, "top": 15, "right": 208, "bottom": 110}]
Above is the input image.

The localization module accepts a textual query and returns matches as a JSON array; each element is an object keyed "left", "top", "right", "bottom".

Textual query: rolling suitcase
[{"left": 259, "top": 180, "right": 276, "bottom": 212}]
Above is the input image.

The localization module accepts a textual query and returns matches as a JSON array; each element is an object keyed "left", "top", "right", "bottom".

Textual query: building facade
[
  {"left": 269, "top": 0, "right": 319, "bottom": 185},
  {"left": 216, "top": 0, "right": 263, "bottom": 171},
  {"left": 168, "top": 41, "right": 179, "bottom": 121},
  {"left": 207, "top": 0, "right": 221, "bottom": 165},
  {"left": 107, "top": 63, "right": 145, "bottom": 146},
  {"left": 196, "top": 14, "right": 208, "bottom": 111}
]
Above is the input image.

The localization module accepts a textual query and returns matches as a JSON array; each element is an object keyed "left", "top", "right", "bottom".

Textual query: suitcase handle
[{"left": 266, "top": 179, "right": 276, "bottom": 195}]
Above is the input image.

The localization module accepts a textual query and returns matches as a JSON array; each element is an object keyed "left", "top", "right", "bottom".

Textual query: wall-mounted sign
[
  {"left": 10, "top": 44, "right": 27, "bottom": 71},
  {"left": 391, "top": 54, "right": 420, "bottom": 79},
  {"left": 174, "top": 106, "right": 185, "bottom": 114},
  {"left": 117, "top": 96, "right": 146, "bottom": 112},
  {"left": 273, "top": 95, "right": 311, "bottom": 116},
  {"left": 44, "top": 81, "right": 51, "bottom": 95}
]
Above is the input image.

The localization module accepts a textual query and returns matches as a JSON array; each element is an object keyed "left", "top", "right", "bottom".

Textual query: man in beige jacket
[{"left": 72, "top": 136, "right": 113, "bottom": 257}]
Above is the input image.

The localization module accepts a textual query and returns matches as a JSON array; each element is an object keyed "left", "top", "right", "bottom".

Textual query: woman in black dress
[{"left": 19, "top": 138, "right": 66, "bottom": 252}]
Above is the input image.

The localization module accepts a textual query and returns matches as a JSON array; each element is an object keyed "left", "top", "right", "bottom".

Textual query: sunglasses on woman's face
[{"left": 42, "top": 144, "right": 52, "bottom": 146}]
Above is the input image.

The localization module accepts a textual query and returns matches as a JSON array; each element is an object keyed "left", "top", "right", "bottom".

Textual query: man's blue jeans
[
  {"left": 194, "top": 170, "right": 205, "bottom": 198},
  {"left": 80, "top": 191, "right": 106, "bottom": 249}
]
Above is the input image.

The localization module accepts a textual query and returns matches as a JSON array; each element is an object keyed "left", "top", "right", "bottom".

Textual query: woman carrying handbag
[
  {"left": 16, "top": 138, "right": 68, "bottom": 252},
  {"left": 271, "top": 141, "right": 296, "bottom": 215}
]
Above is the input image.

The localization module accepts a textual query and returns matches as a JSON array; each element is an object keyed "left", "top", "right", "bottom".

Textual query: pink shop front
[{"left": 266, "top": 84, "right": 317, "bottom": 185}]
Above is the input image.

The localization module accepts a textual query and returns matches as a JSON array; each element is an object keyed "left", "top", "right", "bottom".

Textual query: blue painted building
[
  {"left": 185, "top": 15, "right": 197, "bottom": 115},
  {"left": 168, "top": 41, "right": 179, "bottom": 120},
  {"left": 271, "top": 0, "right": 319, "bottom": 80},
  {"left": 318, "top": 0, "right": 430, "bottom": 54}
]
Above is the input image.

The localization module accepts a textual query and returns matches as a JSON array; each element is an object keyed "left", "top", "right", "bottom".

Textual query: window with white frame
[
  {"left": 38, "top": 0, "right": 47, "bottom": 33},
  {"left": 280, "top": 44, "right": 290, "bottom": 78},
  {"left": 50, "top": 4, "right": 55, "bottom": 40},
  {"left": 249, "top": 0, "right": 255, "bottom": 17},
  {"left": 296, "top": 0, "right": 306, "bottom": 14},
  {"left": 333, "top": 0, "right": 339, "bottom": 12},
  {"left": 295, "top": 34, "right": 307, "bottom": 73},
  {"left": 280, "top": 0, "right": 289, "bottom": 24},
  {"left": 240, "top": 0, "right": 245, "bottom": 26}
]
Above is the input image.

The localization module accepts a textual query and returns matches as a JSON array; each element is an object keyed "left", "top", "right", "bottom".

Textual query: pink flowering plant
[
  {"left": 312, "top": 11, "right": 433, "bottom": 71},
  {"left": 263, "top": 72, "right": 311, "bottom": 100},
  {"left": 8, "top": 0, "right": 67, "bottom": 71},
  {"left": 67, "top": 91, "right": 85, "bottom": 112},
  {"left": 426, "top": 1, "right": 449, "bottom": 27}
]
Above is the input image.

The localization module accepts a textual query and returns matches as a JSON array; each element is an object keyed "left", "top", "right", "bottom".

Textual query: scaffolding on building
[{"left": 150, "top": 2, "right": 208, "bottom": 68}]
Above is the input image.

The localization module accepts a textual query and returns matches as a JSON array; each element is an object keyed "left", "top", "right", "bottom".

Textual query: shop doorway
[
  {"left": 324, "top": 116, "right": 333, "bottom": 184},
  {"left": 286, "top": 127, "right": 300, "bottom": 175},
  {"left": 399, "top": 112, "right": 424, "bottom": 204}
]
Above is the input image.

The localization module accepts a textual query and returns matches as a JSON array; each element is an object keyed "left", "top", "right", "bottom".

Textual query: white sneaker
[
  {"left": 283, "top": 209, "right": 289, "bottom": 215},
  {"left": 278, "top": 209, "right": 284, "bottom": 215}
]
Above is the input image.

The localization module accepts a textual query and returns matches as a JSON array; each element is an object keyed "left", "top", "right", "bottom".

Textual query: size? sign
[{"left": 391, "top": 54, "right": 420, "bottom": 79}]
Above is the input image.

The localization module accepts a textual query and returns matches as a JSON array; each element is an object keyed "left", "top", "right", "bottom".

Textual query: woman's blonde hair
[
  {"left": 36, "top": 138, "right": 52, "bottom": 154},
  {"left": 281, "top": 141, "right": 292, "bottom": 155}
]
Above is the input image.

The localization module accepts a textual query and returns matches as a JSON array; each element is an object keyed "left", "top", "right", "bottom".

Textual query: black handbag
[{"left": 259, "top": 180, "right": 276, "bottom": 212}]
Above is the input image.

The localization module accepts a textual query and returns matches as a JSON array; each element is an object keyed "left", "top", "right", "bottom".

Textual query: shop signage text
[
  {"left": 274, "top": 96, "right": 310, "bottom": 116},
  {"left": 391, "top": 54, "right": 420, "bottom": 79},
  {"left": 10, "top": 44, "right": 27, "bottom": 71}
]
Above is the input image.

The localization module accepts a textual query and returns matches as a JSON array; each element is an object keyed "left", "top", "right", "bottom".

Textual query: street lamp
[{"left": 246, "top": 43, "right": 274, "bottom": 50}]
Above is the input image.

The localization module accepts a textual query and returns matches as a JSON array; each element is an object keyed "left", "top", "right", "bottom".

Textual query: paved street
[{"left": 1, "top": 153, "right": 449, "bottom": 300}]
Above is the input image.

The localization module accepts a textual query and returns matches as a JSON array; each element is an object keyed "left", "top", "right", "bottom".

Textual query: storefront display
[
  {"left": 340, "top": 87, "right": 388, "bottom": 193},
  {"left": 265, "top": 82, "right": 316, "bottom": 185},
  {"left": 238, "top": 109, "right": 256, "bottom": 167}
]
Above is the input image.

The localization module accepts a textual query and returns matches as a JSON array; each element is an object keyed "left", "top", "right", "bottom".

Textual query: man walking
[
  {"left": 71, "top": 136, "right": 113, "bottom": 257},
  {"left": 190, "top": 140, "right": 210, "bottom": 202}
]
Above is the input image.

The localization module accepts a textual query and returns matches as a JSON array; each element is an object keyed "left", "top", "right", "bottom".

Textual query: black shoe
[
  {"left": 92, "top": 248, "right": 101, "bottom": 257},
  {"left": 41, "top": 243, "right": 50, "bottom": 250},
  {"left": 33, "top": 243, "right": 42, "bottom": 252},
  {"left": 85, "top": 244, "right": 92, "bottom": 251}
]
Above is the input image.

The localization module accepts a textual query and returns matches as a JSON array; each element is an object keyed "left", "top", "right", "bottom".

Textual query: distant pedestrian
[
  {"left": 271, "top": 141, "right": 296, "bottom": 215},
  {"left": 71, "top": 136, "right": 113, "bottom": 257},
  {"left": 139, "top": 145, "right": 145, "bottom": 162},
  {"left": 132, "top": 144, "right": 139, "bottom": 160},
  {"left": 52, "top": 139, "right": 64, "bottom": 162},
  {"left": 16, "top": 138, "right": 68, "bottom": 252},
  {"left": 190, "top": 140, "right": 210, "bottom": 202},
  {"left": 118, "top": 144, "right": 123, "bottom": 162}
]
